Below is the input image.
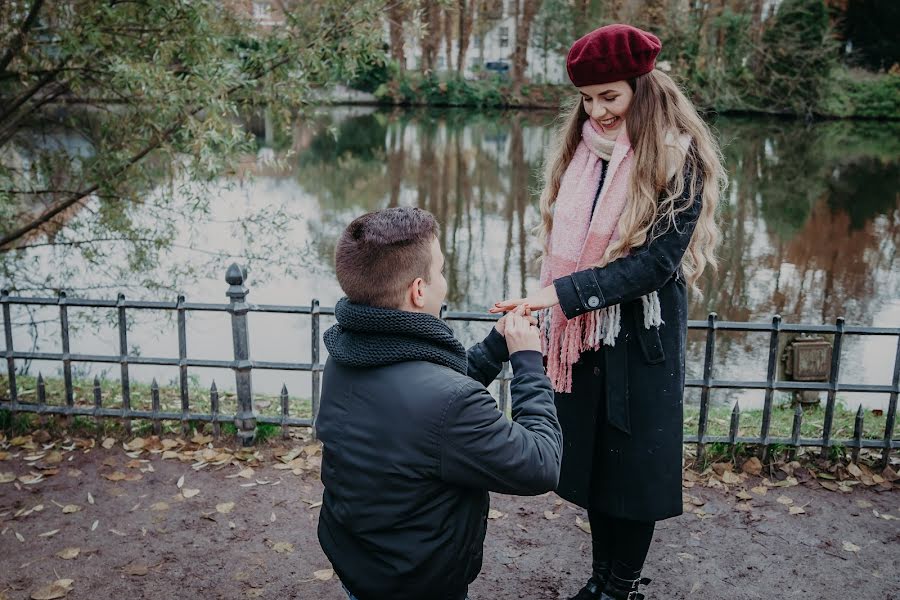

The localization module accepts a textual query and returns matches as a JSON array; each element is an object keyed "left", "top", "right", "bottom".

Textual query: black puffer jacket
[{"left": 317, "top": 299, "right": 562, "bottom": 600}]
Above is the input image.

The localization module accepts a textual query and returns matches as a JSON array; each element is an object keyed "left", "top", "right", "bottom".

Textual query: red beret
[{"left": 566, "top": 24, "right": 661, "bottom": 87}]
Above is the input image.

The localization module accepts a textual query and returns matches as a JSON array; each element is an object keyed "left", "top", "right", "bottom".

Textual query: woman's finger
[{"left": 489, "top": 298, "right": 526, "bottom": 314}]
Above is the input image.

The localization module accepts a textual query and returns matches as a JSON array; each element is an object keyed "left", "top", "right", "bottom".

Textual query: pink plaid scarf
[{"left": 539, "top": 119, "right": 662, "bottom": 393}]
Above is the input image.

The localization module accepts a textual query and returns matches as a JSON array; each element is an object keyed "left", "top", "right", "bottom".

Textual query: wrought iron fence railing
[{"left": 1, "top": 264, "right": 898, "bottom": 464}]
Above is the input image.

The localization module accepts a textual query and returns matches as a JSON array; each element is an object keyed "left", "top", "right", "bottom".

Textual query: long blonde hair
[{"left": 538, "top": 69, "right": 724, "bottom": 293}]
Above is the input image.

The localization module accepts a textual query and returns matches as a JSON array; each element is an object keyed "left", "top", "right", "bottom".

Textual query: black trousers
[
  {"left": 587, "top": 380, "right": 656, "bottom": 581},
  {"left": 587, "top": 506, "right": 655, "bottom": 580}
]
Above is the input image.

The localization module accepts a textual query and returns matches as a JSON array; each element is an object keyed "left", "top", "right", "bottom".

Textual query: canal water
[{"left": 2, "top": 107, "right": 899, "bottom": 413}]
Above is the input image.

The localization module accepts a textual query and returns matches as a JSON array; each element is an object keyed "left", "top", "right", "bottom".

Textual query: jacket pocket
[
  {"left": 631, "top": 301, "right": 666, "bottom": 365},
  {"left": 638, "top": 326, "right": 666, "bottom": 364}
]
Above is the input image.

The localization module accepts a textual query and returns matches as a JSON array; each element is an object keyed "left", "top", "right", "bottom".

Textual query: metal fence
[{"left": 2, "top": 264, "right": 898, "bottom": 463}]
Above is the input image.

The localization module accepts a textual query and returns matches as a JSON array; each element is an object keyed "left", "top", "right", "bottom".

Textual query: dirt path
[{"left": 1, "top": 437, "right": 898, "bottom": 600}]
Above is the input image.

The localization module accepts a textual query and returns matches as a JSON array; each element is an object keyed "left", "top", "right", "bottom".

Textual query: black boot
[
  {"left": 598, "top": 572, "right": 652, "bottom": 600},
  {"left": 567, "top": 560, "right": 610, "bottom": 600}
]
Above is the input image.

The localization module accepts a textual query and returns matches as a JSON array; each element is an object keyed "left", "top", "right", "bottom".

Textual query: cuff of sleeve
[
  {"left": 554, "top": 270, "right": 604, "bottom": 319},
  {"left": 483, "top": 327, "right": 510, "bottom": 363},
  {"left": 509, "top": 350, "right": 544, "bottom": 375}
]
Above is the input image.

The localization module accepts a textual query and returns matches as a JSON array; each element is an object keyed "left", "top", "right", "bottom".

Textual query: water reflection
[{"left": 1, "top": 108, "right": 898, "bottom": 409}]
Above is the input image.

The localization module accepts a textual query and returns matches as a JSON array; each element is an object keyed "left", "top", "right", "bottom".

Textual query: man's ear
[{"left": 410, "top": 277, "right": 426, "bottom": 309}]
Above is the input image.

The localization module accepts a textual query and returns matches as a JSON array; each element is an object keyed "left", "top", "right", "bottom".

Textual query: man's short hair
[{"left": 335, "top": 207, "right": 439, "bottom": 309}]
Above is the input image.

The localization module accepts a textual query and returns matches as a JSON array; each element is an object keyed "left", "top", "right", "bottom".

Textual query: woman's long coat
[{"left": 550, "top": 179, "right": 702, "bottom": 522}]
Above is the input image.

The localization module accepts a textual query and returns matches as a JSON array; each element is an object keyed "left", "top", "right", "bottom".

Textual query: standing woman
[{"left": 491, "top": 24, "right": 724, "bottom": 600}]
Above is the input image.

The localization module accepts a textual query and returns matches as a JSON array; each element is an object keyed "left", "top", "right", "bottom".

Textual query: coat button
[
  {"left": 587, "top": 296, "right": 600, "bottom": 308},
  {"left": 593, "top": 366, "right": 601, "bottom": 376}
]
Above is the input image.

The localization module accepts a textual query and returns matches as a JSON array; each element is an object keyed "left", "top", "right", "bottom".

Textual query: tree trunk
[
  {"left": 420, "top": 0, "right": 441, "bottom": 72},
  {"left": 456, "top": 0, "right": 474, "bottom": 74},
  {"left": 386, "top": 0, "right": 407, "bottom": 71},
  {"left": 511, "top": 0, "right": 540, "bottom": 96},
  {"left": 443, "top": 6, "right": 454, "bottom": 70}
]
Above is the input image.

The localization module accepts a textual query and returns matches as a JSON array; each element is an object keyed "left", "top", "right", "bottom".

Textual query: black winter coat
[
  {"left": 550, "top": 178, "right": 702, "bottom": 522},
  {"left": 317, "top": 328, "right": 562, "bottom": 600}
]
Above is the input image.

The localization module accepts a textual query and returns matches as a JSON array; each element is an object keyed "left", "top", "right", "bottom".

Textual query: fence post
[
  {"left": 821, "top": 317, "right": 844, "bottom": 458},
  {"left": 59, "top": 291, "right": 73, "bottom": 425},
  {"left": 760, "top": 315, "right": 781, "bottom": 462},
  {"left": 226, "top": 264, "right": 256, "bottom": 446},
  {"left": 117, "top": 293, "right": 132, "bottom": 433},
  {"left": 310, "top": 299, "right": 321, "bottom": 438},
  {"left": 697, "top": 313, "right": 717, "bottom": 464},
  {"left": 882, "top": 334, "right": 900, "bottom": 468},
  {"left": 1, "top": 289, "right": 17, "bottom": 411},
  {"left": 177, "top": 294, "right": 190, "bottom": 436}
]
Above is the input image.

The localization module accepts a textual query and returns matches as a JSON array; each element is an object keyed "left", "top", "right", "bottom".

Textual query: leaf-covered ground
[{"left": 0, "top": 432, "right": 898, "bottom": 599}]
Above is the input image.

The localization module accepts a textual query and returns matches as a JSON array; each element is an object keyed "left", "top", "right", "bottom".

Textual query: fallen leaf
[
  {"left": 544, "top": 510, "right": 561, "bottom": 520},
  {"left": 124, "top": 438, "right": 146, "bottom": 451},
  {"left": 87, "top": 493, "right": 94, "bottom": 505},
  {"left": 575, "top": 516, "right": 591, "bottom": 534},
  {"left": 819, "top": 481, "right": 840, "bottom": 492},
  {"left": 734, "top": 502, "right": 753, "bottom": 512},
  {"left": 307, "top": 501, "right": 322, "bottom": 509},
  {"left": 842, "top": 541, "right": 860, "bottom": 553},
  {"left": 123, "top": 563, "right": 149, "bottom": 576},
  {"left": 102, "top": 471, "right": 126, "bottom": 482},
  {"left": 57, "top": 547, "right": 80, "bottom": 560},
  {"left": 191, "top": 434, "right": 213, "bottom": 445},
  {"left": 271, "top": 542, "right": 294, "bottom": 554},
  {"left": 742, "top": 457, "right": 762, "bottom": 476},
  {"left": 216, "top": 502, "right": 235, "bottom": 514},
  {"left": 182, "top": 488, "right": 200, "bottom": 499},
  {"left": 270, "top": 512, "right": 276, "bottom": 523},
  {"left": 15, "top": 531, "right": 25, "bottom": 542},
  {"left": 313, "top": 568, "right": 334, "bottom": 581},
  {"left": 0, "top": 472, "right": 15, "bottom": 484},
  {"left": 62, "top": 504, "right": 80, "bottom": 514},
  {"left": 38, "top": 529, "right": 61, "bottom": 538},
  {"left": 736, "top": 490, "right": 753, "bottom": 501},
  {"left": 487, "top": 509, "right": 504, "bottom": 519},
  {"left": 677, "top": 552, "right": 697, "bottom": 561},
  {"left": 150, "top": 502, "right": 169, "bottom": 511},
  {"left": 90, "top": 520, "right": 99, "bottom": 531},
  {"left": 847, "top": 463, "right": 863, "bottom": 478},
  {"left": 777, "top": 496, "right": 794, "bottom": 506},
  {"left": 176, "top": 475, "right": 185, "bottom": 489},
  {"left": 856, "top": 499, "right": 873, "bottom": 508},
  {"left": 101, "top": 438, "right": 116, "bottom": 449},
  {"left": 30, "top": 580, "right": 73, "bottom": 600},
  {"left": 722, "top": 471, "right": 742, "bottom": 485},
  {"left": 788, "top": 506, "right": 806, "bottom": 515}
]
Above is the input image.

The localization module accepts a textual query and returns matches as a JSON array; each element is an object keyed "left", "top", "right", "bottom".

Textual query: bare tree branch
[{"left": 0, "top": 0, "right": 46, "bottom": 73}]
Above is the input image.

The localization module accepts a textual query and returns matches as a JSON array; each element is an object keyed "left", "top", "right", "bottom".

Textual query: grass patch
[
  {"left": 0, "top": 373, "right": 312, "bottom": 427},
  {"left": 684, "top": 401, "right": 893, "bottom": 441}
]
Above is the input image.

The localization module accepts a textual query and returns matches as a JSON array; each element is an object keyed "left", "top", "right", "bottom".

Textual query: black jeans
[{"left": 587, "top": 506, "right": 655, "bottom": 581}]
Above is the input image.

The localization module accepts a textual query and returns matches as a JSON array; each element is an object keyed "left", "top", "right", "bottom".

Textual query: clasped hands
[{"left": 491, "top": 285, "right": 560, "bottom": 354}]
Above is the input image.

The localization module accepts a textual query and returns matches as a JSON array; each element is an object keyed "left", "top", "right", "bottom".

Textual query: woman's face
[{"left": 579, "top": 81, "right": 633, "bottom": 140}]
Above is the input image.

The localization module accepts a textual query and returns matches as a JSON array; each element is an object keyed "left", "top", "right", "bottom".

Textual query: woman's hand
[{"left": 489, "top": 285, "right": 559, "bottom": 314}]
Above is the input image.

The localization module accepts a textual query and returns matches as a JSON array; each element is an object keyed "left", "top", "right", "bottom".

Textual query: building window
[{"left": 499, "top": 26, "right": 509, "bottom": 48}]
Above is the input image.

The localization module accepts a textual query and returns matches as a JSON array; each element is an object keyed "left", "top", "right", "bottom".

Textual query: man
[{"left": 317, "top": 206, "right": 562, "bottom": 600}]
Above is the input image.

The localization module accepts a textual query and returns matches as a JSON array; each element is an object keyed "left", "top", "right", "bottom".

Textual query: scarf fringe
[{"left": 539, "top": 291, "right": 663, "bottom": 394}]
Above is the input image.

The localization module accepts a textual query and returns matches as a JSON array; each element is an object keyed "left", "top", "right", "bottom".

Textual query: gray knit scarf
[{"left": 324, "top": 297, "right": 467, "bottom": 374}]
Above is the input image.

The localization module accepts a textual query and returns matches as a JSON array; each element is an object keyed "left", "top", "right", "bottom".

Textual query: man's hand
[
  {"left": 495, "top": 307, "right": 537, "bottom": 336},
  {"left": 504, "top": 305, "right": 542, "bottom": 354}
]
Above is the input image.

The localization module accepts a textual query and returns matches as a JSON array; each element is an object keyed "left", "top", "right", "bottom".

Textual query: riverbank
[{"left": 335, "top": 68, "right": 900, "bottom": 119}]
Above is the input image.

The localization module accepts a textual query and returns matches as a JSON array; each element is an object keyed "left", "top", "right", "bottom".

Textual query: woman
[{"left": 491, "top": 24, "right": 724, "bottom": 600}]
